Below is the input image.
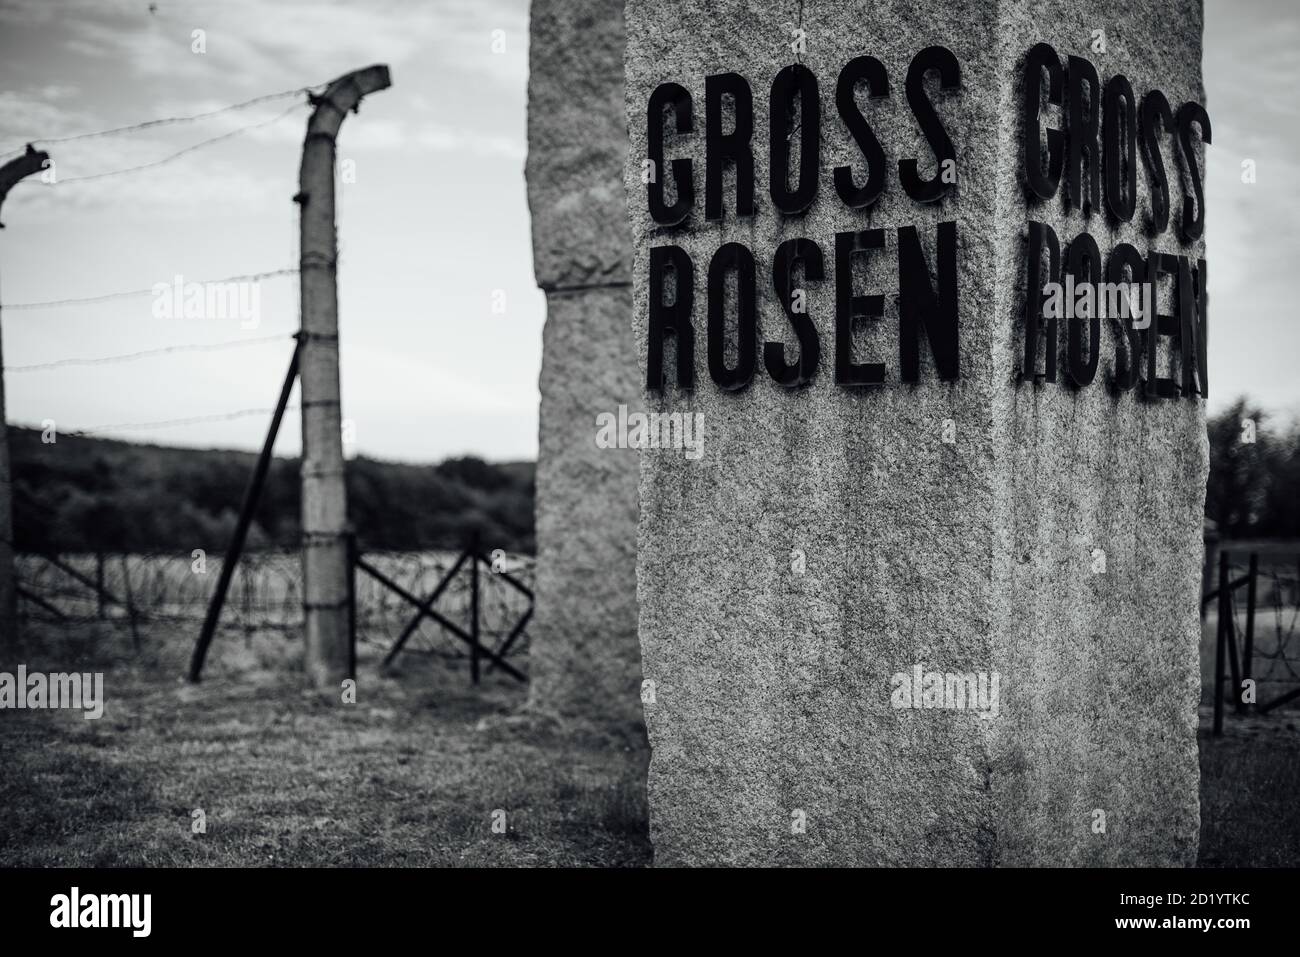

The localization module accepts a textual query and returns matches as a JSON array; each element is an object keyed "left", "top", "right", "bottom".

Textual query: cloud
[
  {"left": 339, "top": 117, "right": 524, "bottom": 159},
  {"left": 2, "top": 103, "right": 304, "bottom": 219},
  {"left": 34, "top": 0, "right": 527, "bottom": 91},
  {"left": 0, "top": 90, "right": 94, "bottom": 149}
]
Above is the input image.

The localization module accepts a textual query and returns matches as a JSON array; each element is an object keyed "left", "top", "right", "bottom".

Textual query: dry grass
[
  {"left": 1196, "top": 609, "right": 1300, "bottom": 866},
  {"left": 0, "top": 621, "right": 650, "bottom": 867},
  {"left": 3, "top": 619, "right": 1298, "bottom": 867},
  {"left": 1197, "top": 708, "right": 1300, "bottom": 867}
]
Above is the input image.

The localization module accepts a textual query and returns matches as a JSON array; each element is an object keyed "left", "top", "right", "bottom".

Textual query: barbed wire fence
[
  {"left": 15, "top": 549, "right": 535, "bottom": 665},
  {"left": 1, "top": 87, "right": 314, "bottom": 426},
  {"left": 3, "top": 80, "right": 534, "bottom": 678},
  {"left": 1207, "top": 549, "right": 1300, "bottom": 728},
  {"left": 1220, "top": 553, "right": 1300, "bottom": 685}
]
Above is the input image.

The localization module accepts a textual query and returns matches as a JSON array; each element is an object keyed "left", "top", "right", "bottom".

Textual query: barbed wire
[
  {"left": 1222, "top": 555, "right": 1300, "bottom": 685},
  {"left": 14, "top": 100, "right": 307, "bottom": 186},
  {"left": 0, "top": 78, "right": 319, "bottom": 440},
  {"left": 15, "top": 550, "right": 536, "bottom": 662},
  {"left": 5, "top": 331, "right": 294, "bottom": 373},
  {"left": 0, "top": 84, "right": 324, "bottom": 160},
  {"left": 67, "top": 405, "right": 298, "bottom": 437},
  {"left": 3, "top": 267, "right": 298, "bottom": 311}
]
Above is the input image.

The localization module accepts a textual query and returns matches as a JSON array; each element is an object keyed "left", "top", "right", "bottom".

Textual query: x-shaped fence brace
[
  {"left": 1209, "top": 551, "right": 1300, "bottom": 734},
  {"left": 357, "top": 547, "right": 530, "bottom": 684},
  {"left": 17, "top": 548, "right": 141, "bottom": 649}
]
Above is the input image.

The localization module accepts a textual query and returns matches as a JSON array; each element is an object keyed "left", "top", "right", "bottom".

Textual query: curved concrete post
[{"left": 297, "top": 66, "right": 390, "bottom": 689}]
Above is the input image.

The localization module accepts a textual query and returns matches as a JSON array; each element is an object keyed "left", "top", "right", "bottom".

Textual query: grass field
[
  {"left": 1, "top": 619, "right": 1297, "bottom": 867},
  {"left": 0, "top": 622, "right": 650, "bottom": 867},
  {"left": 1198, "top": 708, "right": 1300, "bottom": 867}
]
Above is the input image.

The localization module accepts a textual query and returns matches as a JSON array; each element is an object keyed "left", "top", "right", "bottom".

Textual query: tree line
[
  {"left": 1207, "top": 398, "right": 1300, "bottom": 539},
  {"left": 9, "top": 427, "right": 535, "bottom": 555},
  {"left": 8, "top": 397, "right": 1296, "bottom": 556}
]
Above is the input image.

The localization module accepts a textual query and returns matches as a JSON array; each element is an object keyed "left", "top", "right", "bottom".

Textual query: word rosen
[
  {"left": 890, "top": 664, "right": 1000, "bottom": 720},
  {"left": 0, "top": 666, "right": 104, "bottom": 719},
  {"left": 595, "top": 404, "right": 705, "bottom": 460}
]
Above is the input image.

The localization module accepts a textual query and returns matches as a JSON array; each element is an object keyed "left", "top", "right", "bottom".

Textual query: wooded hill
[{"left": 9, "top": 426, "right": 535, "bottom": 555}]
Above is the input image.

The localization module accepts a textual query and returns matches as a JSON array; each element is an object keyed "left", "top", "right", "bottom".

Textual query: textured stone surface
[
  {"left": 526, "top": 287, "right": 646, "bottom": 726},
  {"left": 525, "top": 0, "right": 646, "bottom": 733},
  {"left": 626, "top": 0, "right": 1205, "bottom": 865},
  {"left": 527, "top": 0, "right": 633, "bottom": 291},
  {"left": 989, "top": 0, "right": 1206, "bottom": 867}
]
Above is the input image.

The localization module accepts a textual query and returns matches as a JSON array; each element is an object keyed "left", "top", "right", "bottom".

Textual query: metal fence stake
[
  {"left": 1243, "top": 552, "right": 1257, "bottom": 711},
  {"left": 1214, "top": 551, "right": 1228, "bottom": 736}
]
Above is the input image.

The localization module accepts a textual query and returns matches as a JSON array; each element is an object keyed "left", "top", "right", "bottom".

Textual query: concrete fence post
[{"left": 297, "top": 66, "right": 390, "bottom": 689}]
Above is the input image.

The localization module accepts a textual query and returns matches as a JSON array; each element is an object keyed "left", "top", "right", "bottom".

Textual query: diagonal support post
[
  {"left": 485, "top": 605, "right": 532, "bottom": 674},
  {"left": 189, "top": 340, "right": 301, "bottom": 681}
]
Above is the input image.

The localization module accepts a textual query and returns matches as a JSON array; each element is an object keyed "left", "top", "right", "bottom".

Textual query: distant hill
[{"left": 9, "top": 427, "right": 535, "bottom": 555}]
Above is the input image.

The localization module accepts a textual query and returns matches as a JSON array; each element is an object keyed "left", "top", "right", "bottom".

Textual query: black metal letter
[
  {"left": 834, "top": 229, "right": 886, "bottom": 385},
  {"left": 834, "top": 55, "right": 889, "bottom": 210},
  {"left": 705, "top": 72, "right": 755, "bottom": 221},
  {"left": 1139, "top": 90, "right": 1173, "bottom": 235},
  {"left": 1145, "top": 250, "right": 1181, "bottom": 399},
  {"left": 647, "top": 82, "right": 694, "bottom": 226},
  {"left": 766, "top": 238, "right": 823, "bottom": 386},
  {"left": 1103, "top": 74, "right": 1137, "bottom": 222},
  {"left": 899, "top": 46, "right": 960, "bottom": 204},
  {"left": 1175, "top": 101, "right": 1211, "bottom": 242},
  {"left": 1065, "top": 231, "right": 1102, "bottom": 386},
  {"left": 769, "top": 65, "right": 820, "bottom": 215},
  {"left": 647, "top": 244, "right": 695, "bottom": 390},
  {"left": 707, "top": 241, "right": 757, "bottom": 390},
  {"left": 1105, "top": 242, "right": 1146, "bottom": 392},
  {"left": 1022, "top": 42, "right": 1064, "bottom": 201},
  {"left": 898, "top": 222, "right": 959, "bottom": 382},
  {"left": 1024, "top": 221, "right": 1061, "bottom": 382},
  {"left": 1177, "top": 256, "right": 1208, "bottom": 398},
  {"left": 1066, "top": 55, "right": 1101, "bottom": 214}
]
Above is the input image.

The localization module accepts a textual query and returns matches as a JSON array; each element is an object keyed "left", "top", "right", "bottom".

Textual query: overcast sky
[
  {"left": 0, "top": 0, "right": 1294, "bottom": 463},
  {"left": 0, "top": 0, "right": 542, "bottom": 463}
]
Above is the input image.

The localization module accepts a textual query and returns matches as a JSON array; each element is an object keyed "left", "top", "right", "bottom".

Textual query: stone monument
[
  {"left": 525, "top": 0, "right": 647, "bottom": 735},
  {"left": 625, "top": 0, "right": 1208, "bottom": 865}
]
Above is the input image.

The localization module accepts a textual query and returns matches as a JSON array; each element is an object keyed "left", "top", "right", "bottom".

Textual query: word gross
[{"left": 643, "top": 46, "right": 962, "bottom": 391}]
